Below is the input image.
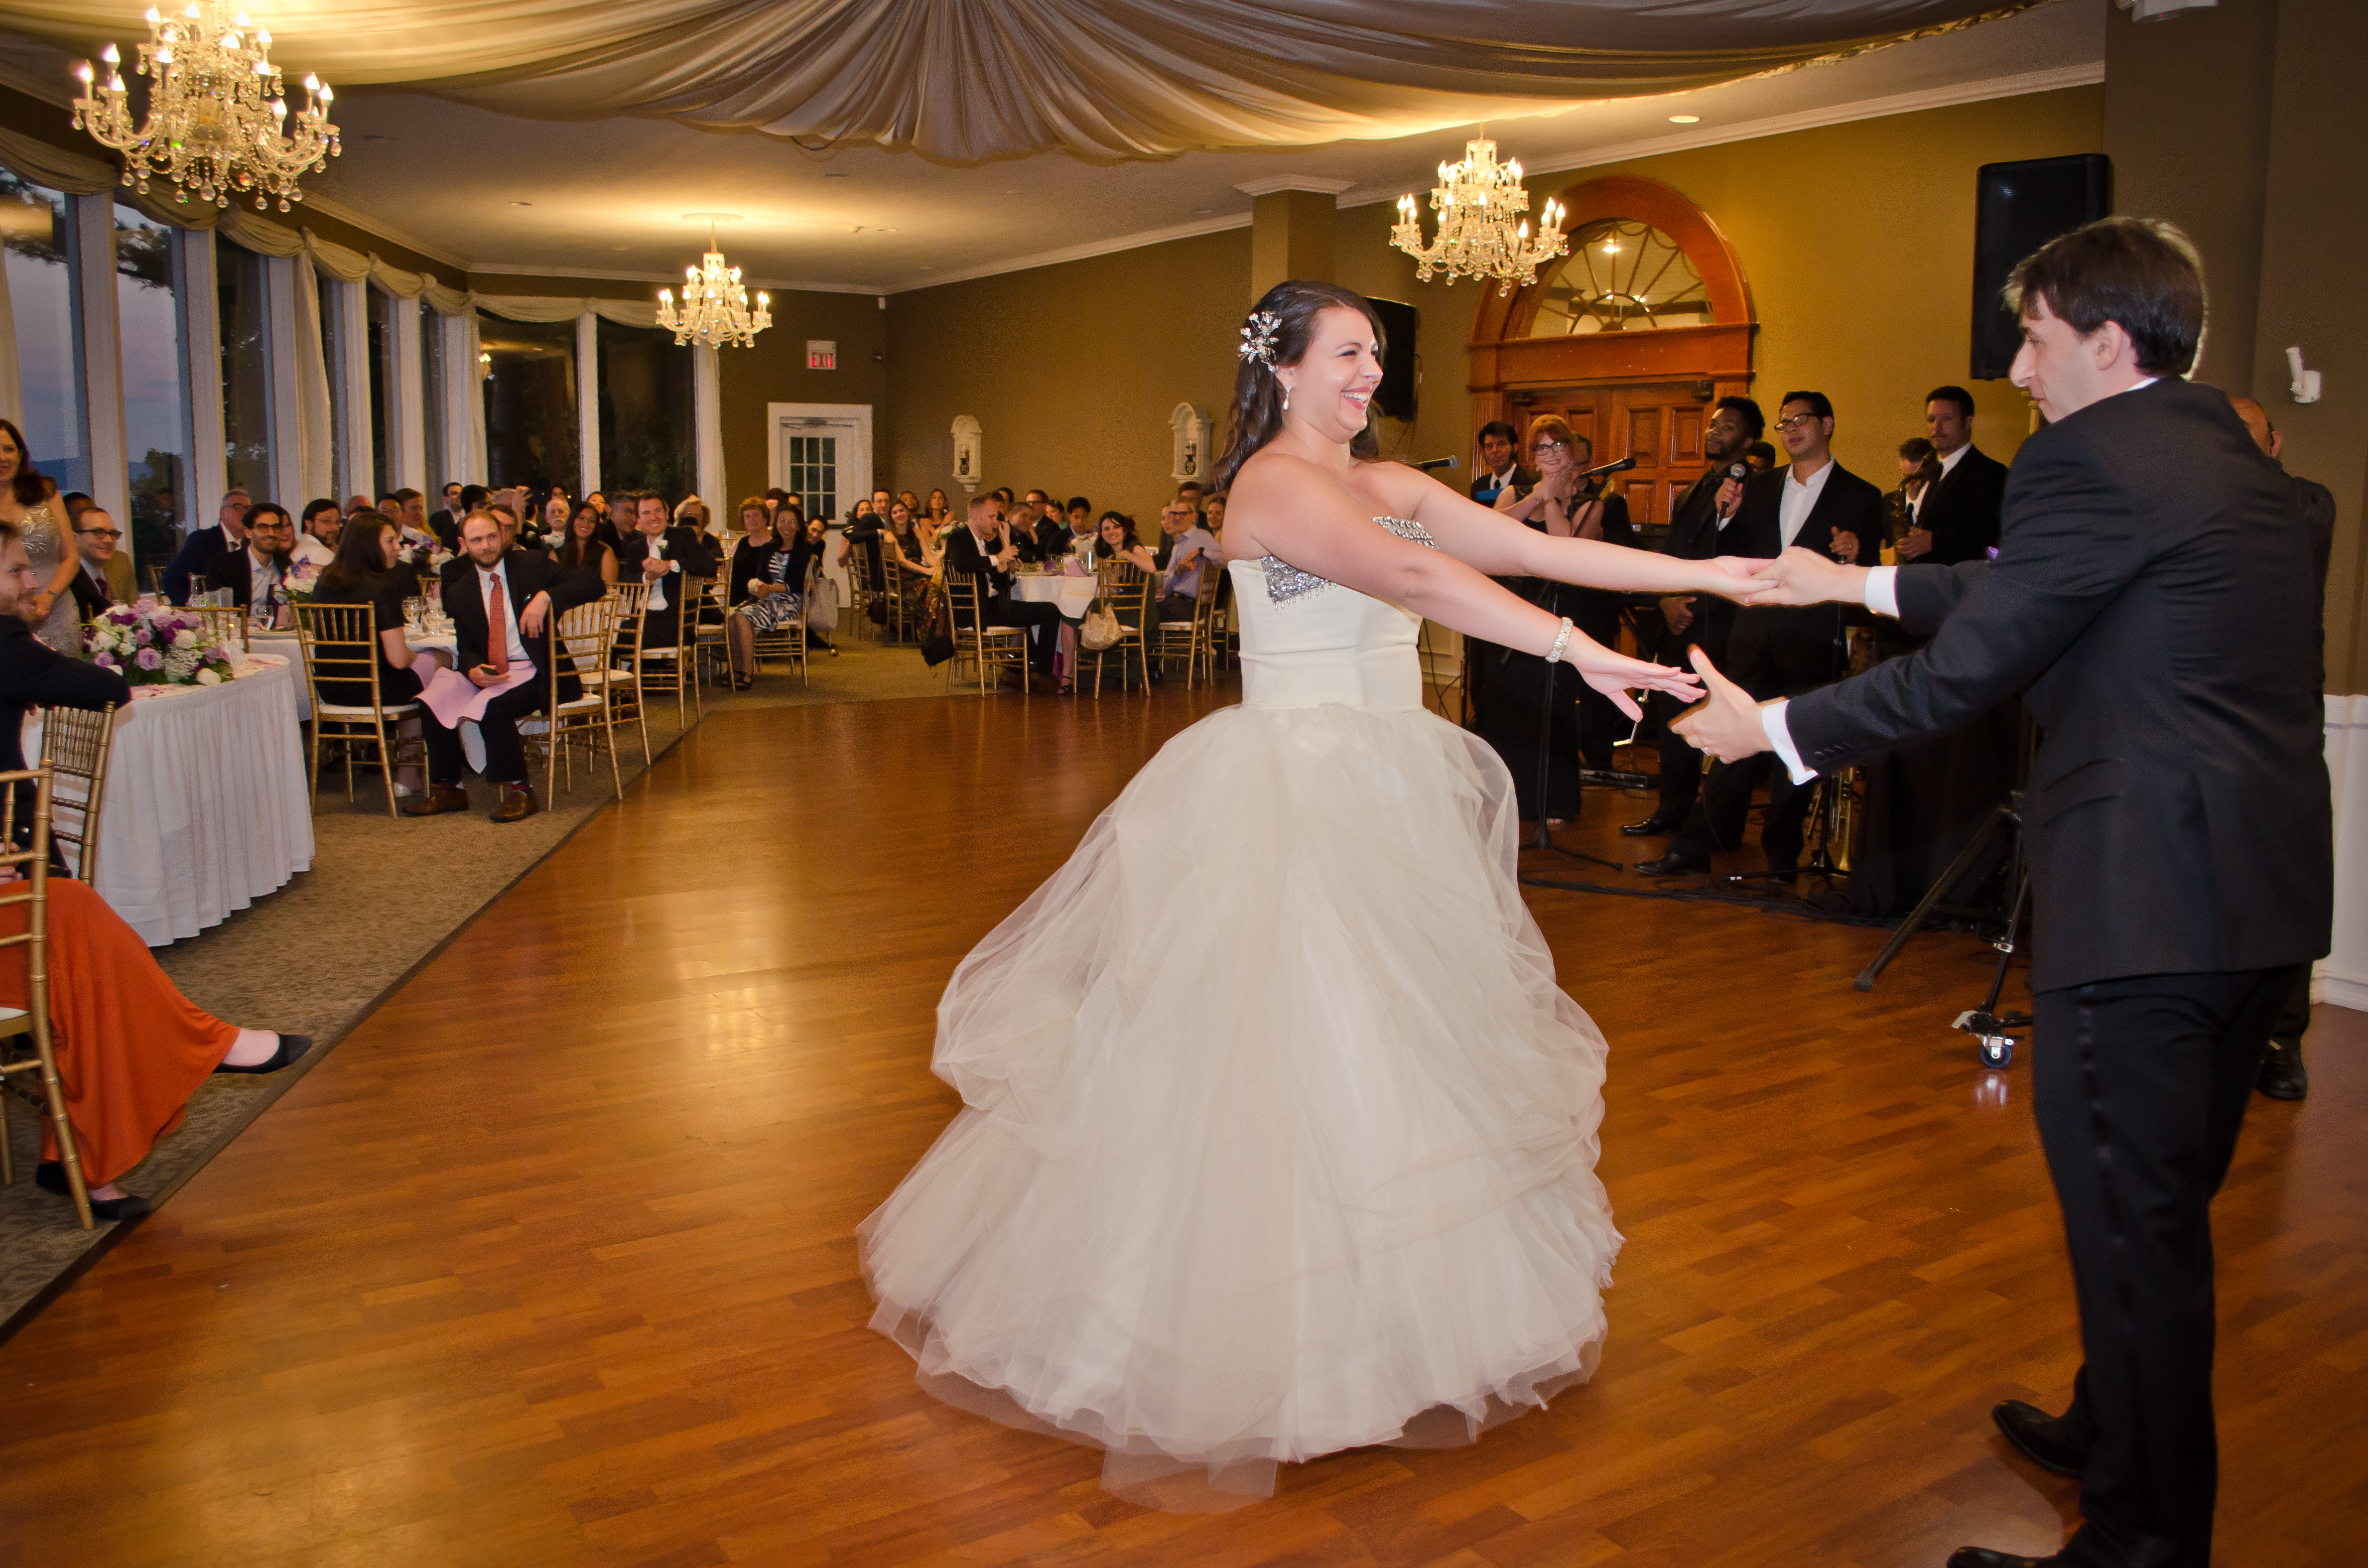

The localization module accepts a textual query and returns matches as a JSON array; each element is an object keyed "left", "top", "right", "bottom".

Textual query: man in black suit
[
  {"left": 1626, "top": 395, "right": 1762, "bottom": 836},
  {"left": 426, "top": 481, "right": 463, "bottom": 551},
  {"left": 160, "top": 487, "right": 250, "bottom": 604},
  {"left": 941, "top": 492, "right": 1061, "bottom": 684},
  {"left": 1636, "top": 391, "right": 1878, "bottom": 877},
  {"left": 1468, "top": 420, "right": 1534, "bottom": 507},
  {"left": 1680, "top": 219, "right": 2330, "bottom": 1568},
  {"left": 614, "top": 491, "right": 721, "bottom": 653},
  {"left": 404, "top": 510, "right": 604, "bottom": 823},
  {"left": 204, "top": 503, "right": 300, "bottom": 625},
  {"left": 1896, "top": 385, "right": 2010, "bottom": 566},
  {"left": 62, "top": 498, "right": 120, "bottom": 625}
]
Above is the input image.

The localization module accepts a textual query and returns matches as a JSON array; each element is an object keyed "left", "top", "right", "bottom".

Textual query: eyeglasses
[
  {"left": 76, "top": 527, "right": 122, "bottom": 540},
  {"left": 1774, "top": 414, "right": 1822, "bottom": 432},
  {"left": 1534, "top": 440, "right": 1571, "bottom": 453}
]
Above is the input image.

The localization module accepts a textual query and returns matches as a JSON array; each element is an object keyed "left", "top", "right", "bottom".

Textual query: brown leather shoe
[
  {"left": 401, "top": 784, "right": 469, "bottom": 817},
  {"left": 490, "top": 784, "right": 540, "bottom": 823}
]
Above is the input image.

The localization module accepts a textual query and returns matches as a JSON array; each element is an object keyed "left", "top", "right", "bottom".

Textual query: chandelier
[
  {"left": 1390, "top": 135, "right": 1567, "bottom": 296},
  {"left": 657, "top": 214, "right": 773, "bottom": 349},
  {"left": 70, "top": 2, "right": 338, "bottom": 213}
]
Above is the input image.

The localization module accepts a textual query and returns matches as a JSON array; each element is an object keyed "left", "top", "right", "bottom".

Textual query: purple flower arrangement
[{"left": 83, "top": 603, "right": 238, "bottom": 688}]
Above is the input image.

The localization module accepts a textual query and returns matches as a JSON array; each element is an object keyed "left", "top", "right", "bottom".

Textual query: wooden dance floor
[{"left": 2, "top": 689, "right": 2361, "bottom": 1567}]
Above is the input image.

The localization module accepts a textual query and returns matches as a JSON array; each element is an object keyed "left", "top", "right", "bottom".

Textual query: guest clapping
[{"left": 615, "top": 492, "right": 720, "bottom": 650}]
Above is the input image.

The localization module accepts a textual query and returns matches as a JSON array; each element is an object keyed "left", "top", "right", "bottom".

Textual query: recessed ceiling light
[
  {"left": 877, "top": 227, "right": 898, "bottom": 233},
  {"left": 509, "top": 200, "right": 533, "bottom": 206},
  {"left": 1668, "top": 114, "right": 1701, "bottom": 125}
]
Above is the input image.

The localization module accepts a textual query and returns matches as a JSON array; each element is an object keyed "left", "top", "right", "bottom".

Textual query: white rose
[
  {"left": 194, "top": 668, "right": 221, "bottom": 686},
  {"left": 173, "top": 628, "right": 198, "bottom": 650}
]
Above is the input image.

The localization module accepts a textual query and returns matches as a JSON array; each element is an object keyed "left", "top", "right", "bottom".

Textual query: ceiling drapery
[{"left": 7, "top": 0, "right": 2049, "bottom": 163}]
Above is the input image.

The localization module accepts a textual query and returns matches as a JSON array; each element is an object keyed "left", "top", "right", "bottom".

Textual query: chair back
[
  {"left": 292, "top": 602, "right": 387, "bottom": 710},
  {"left": 36, "top": 705, "right": 117, "bottom": 884},
  {"left": 0, "top": 764, "right": 56, "bottom": 1002},
  {"left": 556, "top": 596, "right": 613, "bottom": 677},
  {"left": 190, "top": 602, "right": 248, "bottom": 652},
  {"left": 943, "top": 571, "right": 984, "bottom": 641}
]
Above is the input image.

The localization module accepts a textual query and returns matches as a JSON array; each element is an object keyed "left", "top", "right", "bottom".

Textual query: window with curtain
[
  {"left": 317, "top": 270, "right": 349, "bottom": 505},
  {"left": 481, "top": 311, "right": 577, "bottom": 492},
  {"left": 420, "top": 306, "right": 446, "bottom": 493},
  {"left": 366, "top": 285, "right": 391, "bottom": 501},
  {"left": 218, "top": 240, "right": 274, "bottom": 504},
  {"left": 0, "top": 169, "right": 91, "bottom": 497},
  {"left": 596, "top": 317, "right": 694, "bottom": 503},
  {"left": 115, "top": 201, "right": 189, "bottom": 564}
]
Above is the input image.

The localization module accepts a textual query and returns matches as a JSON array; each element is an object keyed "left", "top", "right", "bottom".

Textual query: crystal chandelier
[
  {"left": 70, "top": 2, "right": 338, "bottom": 213},
  {"left": 657, "top": 214, "right": 773, "bottom": 349},
  {"left": 1390, "top": 135, "right": 1568, "bottom": 296}
]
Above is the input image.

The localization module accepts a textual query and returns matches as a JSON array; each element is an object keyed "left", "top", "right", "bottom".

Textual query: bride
[{"left": 860, "top": 280, "right": 1762, "bottom": 1508}]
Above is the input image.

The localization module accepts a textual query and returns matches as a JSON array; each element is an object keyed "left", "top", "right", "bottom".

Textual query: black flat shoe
[
  {"left": 212, "top": 1034, "right": 315, "bottom": 1075},
  {"left": 1992, "top": 1400, "right": 2090, "bottom": 1478},
  {"left": 34, "top": 1162, "right": 151, "bottom": 1220},
  {"left": 1620, "top": 813, "right": 1682, "bottom": 837},
  {"left": 1633, "top": 850, "right": 1710, "bottom": 876},
  {"left": 2257, "top": 1037, "right": 2308, "bottom": 1100}
]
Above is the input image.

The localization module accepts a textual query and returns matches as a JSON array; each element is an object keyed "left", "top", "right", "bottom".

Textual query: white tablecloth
[
  {"left": 1013, "top": 573, "right": 1098, "bottom": 620},
  {"left": 253, "top": 627, "right": 457, "bottom": 720},
  {"left": 44, "top": 655, "right": 314, "bottom": 947}
]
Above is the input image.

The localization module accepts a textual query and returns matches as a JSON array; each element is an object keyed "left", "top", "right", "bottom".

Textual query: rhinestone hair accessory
[{"left": 1237, "top": 311, "right": 1282, "bottom": 369}]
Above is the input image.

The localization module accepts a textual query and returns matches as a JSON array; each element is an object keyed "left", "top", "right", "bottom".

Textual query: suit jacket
[
  {"left": 1786, "top": 378, "right": 2331, "bottom": 992},
  {"left": 1470, "top": 464, "right": 1537, "bottom": 504},
  {"left": 614, "top": 527, "right": 720, "bottom": 636},
  {"left": 205, "top": 546, "right": 291, "bottom": 610},
  {"left": 1913, "top": 444, "right": 2009, "bottom": 565},
  {"left": 1723, "top": 463, "right": 1882, "bottom": 698},
  {"left": 427, "top": 509, "right": 461, "bottom": 551},
  {"left": 1659, "top": 465, "right": 1746, "bottom": 655},
  {"left": 69, "top": 561, "right": 114, "bottom": 624},
  {"left": 441, "top": 550, "right": 605, "bottom": 710},
  {"left": 161, "top": 523, "right": 230, "bottom": 605},
  {"left": 940, "top": 525, "right": 1016, "bottom": 600}
]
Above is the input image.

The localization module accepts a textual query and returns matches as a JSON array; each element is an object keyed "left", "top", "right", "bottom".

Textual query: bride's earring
[{"left": 1281, "top": 381, "right": 1292, "bottom": 412}]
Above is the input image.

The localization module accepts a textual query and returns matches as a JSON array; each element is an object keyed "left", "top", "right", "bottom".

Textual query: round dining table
[{"left": 26, "top": 653, "right": 314, "bottom": 947}]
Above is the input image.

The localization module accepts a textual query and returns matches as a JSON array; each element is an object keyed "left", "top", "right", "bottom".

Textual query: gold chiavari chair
[
  {"left": 1088, "top": 563, "right": 1151, "bottom": 698},
  {"left": 1151, "top": 566, "right": 1222, "bottom": 690},
  {"left": 631, "top": 578, "right": 699, "bottom": 730},
  {"left": 188, "top": 601, "right": 249, "bottom": 653},
  {"left": 607, "top": 582, "right": 653, "bottom": 765},
  {"left": 292, "top": 602, "right": 420, "bottom": 818},
  {"left": 543, "top": 595, "right": 623, "bottom": 802},
  {"left": 0, "top": 765, "right": 94, "bottom": 1230},
  {"left": 943, "top": 571, "right": 1028, "bottom": 698},
  {"left": 37, "top": 704, "right": 118, "bottom": 885},
  {"left": 694, "top": 576, "right": 732, "bottom": 691},
  {"left": 840, "top": 546, "right": 869, "bottom": 643},
  {"left": 749, "top": 571, "right": 809, "bottom": 685}
]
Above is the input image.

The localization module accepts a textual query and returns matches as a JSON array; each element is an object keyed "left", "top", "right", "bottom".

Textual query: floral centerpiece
[
  {"left": 279, "top": 558, "right": 324, "bottom": 601},
  {"left": 83, "top": 603, "right": 239, "bottom": 688}
]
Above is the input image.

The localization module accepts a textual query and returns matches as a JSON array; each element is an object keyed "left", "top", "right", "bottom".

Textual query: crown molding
[
  {"left": 298, "top": 191, "right": 474, "bottom": 272},
  {"left": 886, "top": 210, "right": 1253, "bottom": 293},
  {"left": 464, "top": 259, "right": 885, "bottom": 296},
  {"left": 1341, "top": 61, "right": 2107, "bottom": 207},
  {"left": 1232, "top": 174, "right": 1358, "bottom": 198}
]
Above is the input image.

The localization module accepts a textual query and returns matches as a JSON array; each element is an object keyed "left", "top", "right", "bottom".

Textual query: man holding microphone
[{"left": 1677, "top": 218, "right": 2330, "bottom": 1568}]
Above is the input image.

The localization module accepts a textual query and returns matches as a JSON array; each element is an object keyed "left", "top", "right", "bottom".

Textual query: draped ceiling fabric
[{"left": 7, "top": 0, "right": 2050, "bottom": 163}]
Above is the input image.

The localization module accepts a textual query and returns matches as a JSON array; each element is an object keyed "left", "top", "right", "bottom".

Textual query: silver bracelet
[{"left": 1545, "top": 616, "right": 1574, "bottom": 664}]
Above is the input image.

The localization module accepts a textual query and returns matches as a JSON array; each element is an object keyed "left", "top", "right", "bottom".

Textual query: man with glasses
[
  {"left": 62, "top": 497, "right": 122, "bottom": 623},
  {"left": 206, "top": 503, "right": 300, "bottom": 628},
  {"left": 161, "top": 487, "right": 252, "bottom": 605}
]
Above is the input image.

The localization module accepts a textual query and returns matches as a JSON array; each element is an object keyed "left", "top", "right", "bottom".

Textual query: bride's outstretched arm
[
  {"left": 1228, "top": 454, "right": 1704, "bottom": 715},
  {"left": 1399, "top": 465, "right": 1758, "bottom": 599}
]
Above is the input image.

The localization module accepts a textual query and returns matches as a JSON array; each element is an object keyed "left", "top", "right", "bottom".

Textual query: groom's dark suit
[{"left": 1784, "top": 377, "right": 2331, "bottom": 1568}]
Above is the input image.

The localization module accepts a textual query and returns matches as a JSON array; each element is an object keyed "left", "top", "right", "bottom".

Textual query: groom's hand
[
  {"left": 1669, "top": 647, "right": 1773, "bottom": 763},
  {"left": 1744, "top": 545, "right": 1865, "bottom": 607}
]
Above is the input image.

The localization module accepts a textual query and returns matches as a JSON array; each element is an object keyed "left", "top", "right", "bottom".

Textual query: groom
[{"left": 1676, "top": 216, "right": 2330, "bottom": 1568}]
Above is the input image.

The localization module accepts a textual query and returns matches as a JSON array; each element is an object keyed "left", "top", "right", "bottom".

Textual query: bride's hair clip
[{"left": 1237, "top": 311, "right": 1282, "bottom": 369}]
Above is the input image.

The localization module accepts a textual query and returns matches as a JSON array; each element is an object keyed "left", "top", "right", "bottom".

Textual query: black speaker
[
  {"left": 1368, "top": 296, "right": 1419, "bottom": 422},
  {"left": 1971, "top": 154, "right": 2111, "bottom": 380}
]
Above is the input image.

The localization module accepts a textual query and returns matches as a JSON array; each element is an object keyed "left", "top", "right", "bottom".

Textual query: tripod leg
[
  {"left": 1976, "top": 828, "right": 2031, "bottom": 1016},
  {"left": 1854, "top": 802, "right": 2010, "bottom": 992}
]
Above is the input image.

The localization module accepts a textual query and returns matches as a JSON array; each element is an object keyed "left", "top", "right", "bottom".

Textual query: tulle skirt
[{"left": 858, "top": 699, "right": 1620, "bottom": 1507}]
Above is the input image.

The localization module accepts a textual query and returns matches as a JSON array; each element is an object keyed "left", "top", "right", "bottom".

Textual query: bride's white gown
[{"left": 859, "top": 517, "right": 1619, "bottom": 1506}]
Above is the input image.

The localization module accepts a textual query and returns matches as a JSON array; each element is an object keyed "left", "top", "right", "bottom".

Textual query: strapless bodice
[{"left": 1226, "top": 516, "right": 1433, "bottom": 713}]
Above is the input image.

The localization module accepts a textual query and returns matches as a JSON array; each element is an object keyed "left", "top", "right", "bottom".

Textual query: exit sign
[{"left": 806, "top": 340, "right": 837, "bottom": 370}]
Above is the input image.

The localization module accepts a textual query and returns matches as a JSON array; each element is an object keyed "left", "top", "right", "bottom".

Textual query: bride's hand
[
  {"left": 1567, "top": 641, "right": 1703, "bottom": 721},
  {"left": 1701, "top": 555, "right": 1772, "bottom": 600}
]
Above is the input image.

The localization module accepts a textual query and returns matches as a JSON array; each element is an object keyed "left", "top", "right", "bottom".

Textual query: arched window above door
[{"left": 1528, "top": 219, "right": 1715, "bottom": 337}]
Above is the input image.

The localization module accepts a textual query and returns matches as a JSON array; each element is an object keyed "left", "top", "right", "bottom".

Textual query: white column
[
  {"left": 72, "top": 196, "right": 131, "bottom": 527},
  {"left": 2326, "top": 693, "right": 2368, "bottom": 1013},
  {"left": 334, "top": 277, "right": 374, "bottom": 499},
  {"left": 463, "top": 309, "right": 487, "bottom": 485},
  {"left": 178, "top": 227, "right": 227, "bottom": 543},
  {"left": 693, "top": 342, "right": 723, "bottom": 510},
  {"left": 575, "top": 310, "right": 600, "bottom": 498},
  {"left": 387, "top": 291, "right": 424, "bottom": 491},
  {"left": 437, "top": 308, "right": 479, "bottom": 485},
  {"left": 263, "top": 254, "right": 305, "bottom": 507}
]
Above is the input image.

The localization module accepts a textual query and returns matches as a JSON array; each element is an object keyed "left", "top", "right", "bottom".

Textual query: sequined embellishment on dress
[{"left": 1260, "top": 516, "right": 1438, "bottom": 604}]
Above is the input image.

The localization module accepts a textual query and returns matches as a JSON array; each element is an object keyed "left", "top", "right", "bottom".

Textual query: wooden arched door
[{"left": 1467, "top": 175, "right": 1755, "bottom": 528}]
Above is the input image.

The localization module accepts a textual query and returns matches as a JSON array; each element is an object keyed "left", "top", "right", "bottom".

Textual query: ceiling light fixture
[
  {"left": 1668, "top": 114, "right": 1701, "bottom": 124},
  {"left": 1391, "top": 133, "right": 1566, "bottom": 295},
  {"left": 70, "top": 1, "right": 339, "bottom": 212},
  {"left": 657, "top": 213, "right": 772, "bottom": 349}
]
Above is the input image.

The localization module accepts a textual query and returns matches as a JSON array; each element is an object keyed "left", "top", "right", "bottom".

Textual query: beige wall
[{"left": 717, "top": 291, "right": 889, "bottom": 512}]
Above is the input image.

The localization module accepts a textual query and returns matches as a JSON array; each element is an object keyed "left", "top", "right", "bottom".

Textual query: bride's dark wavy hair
[{"left": 1208, "top": 280, "right": 1386, "bottom": 497}]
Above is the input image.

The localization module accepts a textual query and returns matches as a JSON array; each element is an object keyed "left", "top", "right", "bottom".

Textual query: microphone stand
[{"left": 1519, "top": 475, "right": 1624, "bottom": 872}]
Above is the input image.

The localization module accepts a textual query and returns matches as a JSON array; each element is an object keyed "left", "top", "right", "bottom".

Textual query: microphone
[
  {"left": 1576, "top": 455, "right": 1636, "bottom": 481},
  {"left": 1414, "top": 455, "right": 1460, "bottom": 472},
  {"left": 1716, "top": 461, "right": 1748, "bottom": 520}
]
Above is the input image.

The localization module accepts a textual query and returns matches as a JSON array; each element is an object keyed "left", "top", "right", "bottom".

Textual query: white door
[{"left": 770, "top": 402, "right": 874, "bottom": 609}]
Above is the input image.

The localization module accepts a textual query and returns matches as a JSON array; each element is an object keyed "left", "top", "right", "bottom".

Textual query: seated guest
[
  {"left": 923, "top": 488, "right": 954, "bottom": 532},
  {"left": 552, "top": 500, "right": 617, "bottom": 588},
  {"left": 295, "top": 497, "right": 341, "bottom": 566},
  {"left": 387, "top": 488, "right": 437, "bottom": 558},
  {"left": 1469, "top": 419, "right": 1532, "bottom": 505},
  {"left": 161, "top": 487, "right": 250, "bottom": 604},
  {"left": 1201, "top": 493, "right": 1226, "bottom": 540},
  {"left": 615, "top": 491, "right": 720, "bottom": 652},
  {"left": 427, "top": 481, "right": 463, "bottom": 550},
  {"left": 943, "top": 493, "right": 1060, "bottom": 684},
  {"left": 672, "top": 494, "right": 714, "bottom": 537},
  {"left": 206, "top": 502, "right": 299, "bottom": 626},
  {"left": 795, "top": 514, "right": 835, "bottom": 654},
  {"left": 539, "top": 490, "right": 575, "bottom": 546},
  {"left": 1154, "top": 498, "right": 1219, "bottom": 624},
  {"left": 1024, "top": 488, "right": 1069, "bottom": 561},
  {"left": 61, "top": 498, "right": 120, "bottom": 624},
  {"left": 309, "top": 508, "right": 456, "bottom": 784},
  {"left": 1061, "top": 495, "right": 1094, "bottom": 555},
  {"left": 405, "top": 510, "right": 602, "bottom": 824},
  {"left": 725, "top": 505, "right": 815, "bottom": 688},
  {"left": 880, "top": 500, "right": 934, "bottom": 629}
]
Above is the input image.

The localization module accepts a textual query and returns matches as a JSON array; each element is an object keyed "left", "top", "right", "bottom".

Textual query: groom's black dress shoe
[
  {"left": 1947, "top": 1550, "right": 2056, "bottom": 1568},
  {"left": 1632, "top": 850, "right": 1710, "bottom": 876},
  {"left": 2257, "top": 1037, "right": 2308, "bottom": 1099},
  {"left": 1993, "top": 1400, "right": 2091, "bottom": 1478},
  {"left": 34, "top": 1162, "right": 152, "bottom": 1221},
  {"left": 1620, "top": 812, "right": 1682, "bottom": 837},
  {"left": 212, "top": 1034, "right": 315, "bottom": 1075}
]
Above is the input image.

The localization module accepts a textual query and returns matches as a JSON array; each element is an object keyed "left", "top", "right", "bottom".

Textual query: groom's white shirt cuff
[{"left": 1759, "top": 565, "right": 1901, "bottom": 784}]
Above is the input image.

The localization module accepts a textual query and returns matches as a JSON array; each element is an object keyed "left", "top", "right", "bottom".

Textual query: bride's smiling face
[{"left": 1278, "top": 306, "right": 1383, "bottom": 444}]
